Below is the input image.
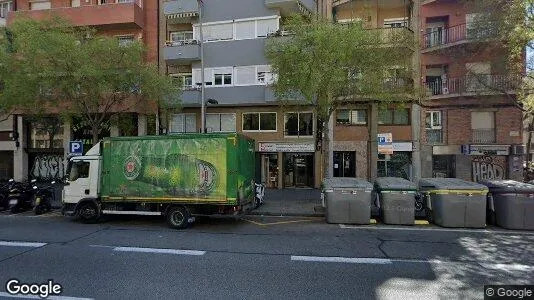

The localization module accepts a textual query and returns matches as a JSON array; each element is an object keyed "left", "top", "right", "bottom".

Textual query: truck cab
[{"left": 62, "top": 143, "right": 102, "bottom": 220}]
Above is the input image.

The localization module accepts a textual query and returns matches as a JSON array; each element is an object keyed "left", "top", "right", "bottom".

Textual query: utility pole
[{"left": 198, "top": 0, "right": 205, "bottom": 133}]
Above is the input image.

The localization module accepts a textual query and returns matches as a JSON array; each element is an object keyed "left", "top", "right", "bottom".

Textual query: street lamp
[
  {"left": 203, "top": 98, "right": 219, "bottom": 133},
  {"left": 198, "top": 0, "right": 206, "bottom": 134},
  {"left": 207, "top": 98, "right": 218, "bottom": 105}
]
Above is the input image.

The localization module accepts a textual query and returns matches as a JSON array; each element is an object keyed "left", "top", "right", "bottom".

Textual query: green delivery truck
[{"left": 61, "top": 133, "right": 257, "bottom": 229}]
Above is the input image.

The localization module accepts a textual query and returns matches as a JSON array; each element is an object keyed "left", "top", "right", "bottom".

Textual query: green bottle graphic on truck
[{"left": 61, "top": 133, "right": 257, "bottom": 229}]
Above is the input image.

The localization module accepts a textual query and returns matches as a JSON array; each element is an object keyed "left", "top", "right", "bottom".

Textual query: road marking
[
  {"left": 243, "top": 218, "right": 315, "bottom": 226},
  {"left": 0, "top": 241, "right": 47, "bottom": 247},
  {"left": 0, "top": 292, "right": 94, "bottom": 300},
  {"left": 291, "top": 256, "right": 393, "bottom": 264},
  {"left": 339, "top": 224, "right": 534, "bottom": 235},
  {"left": 113, "top": 246, "right": 206, "bottom": 256},
  {"left": 479, "top": 263, "right": 534, "bottom": 272}
]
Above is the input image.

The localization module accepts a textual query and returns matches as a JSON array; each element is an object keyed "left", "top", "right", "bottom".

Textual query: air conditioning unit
[
  {"left": 512, "top": 145, "right": 526, "bottom": 155},
  {"left": 442, "top": 87, "right": 449, "bottom": 94}
]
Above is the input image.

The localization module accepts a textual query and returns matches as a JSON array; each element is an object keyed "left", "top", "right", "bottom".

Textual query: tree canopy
[{"left": 0, "top": 17, "right": 180, "bottom": 144}]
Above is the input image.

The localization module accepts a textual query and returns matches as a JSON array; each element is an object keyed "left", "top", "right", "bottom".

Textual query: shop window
[
  {"left": 170, "top": 113, "right": 196, "bottom": 133},
  {"left": 432, "top": 155, "right": 455, "bottom": 178},
  {"left": 377, "top": 152, "right": 412, "bottom": 180}
]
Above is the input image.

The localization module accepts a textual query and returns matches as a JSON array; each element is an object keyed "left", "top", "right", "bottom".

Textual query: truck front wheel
[
  {"left": 77, "top": 202, "right": 100, "bottom": 224},
  {"left": 166, "top": 206, "right": 190, "bottom": 229}
]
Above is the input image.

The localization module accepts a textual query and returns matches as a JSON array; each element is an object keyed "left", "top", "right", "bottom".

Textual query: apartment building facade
[
  {"left": 161, "top": 0, "right": 321, "bottom": 188},
  {"left": 419, "top": 0, "right": 524, "bottom": 182},
  {"left": 3, "top": 0, "right": 159, "bottom": 181}
]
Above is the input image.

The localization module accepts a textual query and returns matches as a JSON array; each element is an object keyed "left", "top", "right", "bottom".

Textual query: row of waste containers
[{"left": 321, "top": 177, "right": 534, "bottom": 230}]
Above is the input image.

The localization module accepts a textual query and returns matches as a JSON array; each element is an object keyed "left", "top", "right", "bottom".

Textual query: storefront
[
  {"left": 258, "top": 142, "right": 316, "bottom": 188},
  {"left": 377, "top": 142, "right": 413, "bottom": 180}
]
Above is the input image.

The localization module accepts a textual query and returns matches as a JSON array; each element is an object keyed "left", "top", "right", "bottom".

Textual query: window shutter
[
  {"left": 257, "top": 18, "right": 279, "bottom": 37},
  {"left": 235, "top": 66, "right": 256, "bottom": 85},
  {"left": 235, "top": 21, "right": 255, "bottom": 40}
]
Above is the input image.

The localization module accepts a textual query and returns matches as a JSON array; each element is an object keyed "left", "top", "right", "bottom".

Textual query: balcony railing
[
  {"left": 425, "top": 74, "right": 521, "bottom": 97},
  {"left": 426, "top": 129, "right": 443, "bottom": 144},
  {"left": 164, "top": 39, "right": 201, "bottom": 63},
  {"left": 472, "top": 128, "right": 496, "bottom": 144},
  {"left": 422, "top": 23, "right": 497, "bottom": 50}
]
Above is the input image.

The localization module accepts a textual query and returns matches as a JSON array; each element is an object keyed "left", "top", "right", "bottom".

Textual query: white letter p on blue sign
[{"left": 70, "top": 141, "right": 83, "bottom": 155}]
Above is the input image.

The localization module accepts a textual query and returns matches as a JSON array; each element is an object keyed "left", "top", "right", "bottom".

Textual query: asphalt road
[{"left": 0, "top": 210, "right": 532, "bottom": 300}]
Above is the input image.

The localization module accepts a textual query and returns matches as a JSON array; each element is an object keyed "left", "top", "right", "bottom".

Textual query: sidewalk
[{"left": 247, "top": 188, "right": 325, "bottom": 217}]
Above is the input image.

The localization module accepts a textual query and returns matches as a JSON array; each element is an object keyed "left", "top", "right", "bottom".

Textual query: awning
[{"left": 166, "top": 12, "right": 199, "bottom": 19}]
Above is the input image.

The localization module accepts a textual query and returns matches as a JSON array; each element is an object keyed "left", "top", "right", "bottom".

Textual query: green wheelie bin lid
[{"left": 375, "top": 177, "right": 417, "bottom": 193}]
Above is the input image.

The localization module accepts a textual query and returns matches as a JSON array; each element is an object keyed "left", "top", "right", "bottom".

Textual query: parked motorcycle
[
  {"left": 7, "top": 179, "right": 37, "bottom": 214},
  {"left": 33, "top": 181, "right": 56, "bottom": 215},
  {"left": 0, "top": 180, "right": 12, "bottom": 211}
]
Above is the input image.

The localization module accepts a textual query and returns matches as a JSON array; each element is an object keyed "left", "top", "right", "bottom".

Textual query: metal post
[{"left": 199, "top": 0, "right": 205, "bottom": 133}]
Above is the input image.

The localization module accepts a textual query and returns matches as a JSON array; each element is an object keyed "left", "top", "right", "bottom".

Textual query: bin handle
[
  {"left": 426, "top": 193, "right": 432, "bottom": 211},
  {"left": 375, "top": 193, "right": 380, "bottom": 209},
  {"left": 488, "top": 193, "right": 495, "bottom": 212}
]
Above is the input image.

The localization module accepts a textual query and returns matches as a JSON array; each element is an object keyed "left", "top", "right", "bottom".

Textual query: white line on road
[
  {"left": 113, "top": 246, "right": 206, "bottom": 256},
  {"left": 291, "top": 256, "right": 393, "bottom": 264},
  {"left": 0, "top": 292, "right": 93, "bottom": 300},
  {"left": 0, "top": 241, "right": 47, "bottom": 247},
  {"left": 339, "top": 224, "right": 534, "bottom": 235},
  {"left": 291, "top": 255, "right": 534, "bottom": 271}
]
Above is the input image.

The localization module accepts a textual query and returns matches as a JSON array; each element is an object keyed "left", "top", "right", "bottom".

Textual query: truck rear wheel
[
  {"left": 166, "top": 206, "right": 190, "bottom": 229},
  {"left": 77, "top": 202, "right": 100, "bottom": 224}
]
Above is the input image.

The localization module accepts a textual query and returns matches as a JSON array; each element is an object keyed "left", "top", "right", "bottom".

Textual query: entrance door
[
  {"left": 283, "top": 153, "right": 313, "bottom": 187},
  {"left": 333, "top": 151, "right": 355, "bottom": 177},
  {"left": 261, "top": 154, "right": 278, "bottom": 188},
  {"left": 425, "top": 22, "right": 445, "bottom": 47}
]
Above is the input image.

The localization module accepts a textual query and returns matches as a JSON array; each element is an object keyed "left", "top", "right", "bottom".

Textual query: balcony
[
  {"left": 8, "top": 1, "right": 143, "bottom": 29},
  {"left": 176, "top": 86, "right": 277, "bottom": 106},
  {"left": 164, "top": 0, "right": 199, "bottom": 24},
  {"left": 265, "top": 0, "right": 315, "bottom": 16},
  {"left": 164, "top": 40, "right": 201, "bottom": 64},
  {"left": 422, "top": 23, "right": 497, "bottom": 53},
  {"left": 425, "top": 74, "right": 521, "bottom": 99},
  {"left": 472, "top": 128, "right": 496, "bottom": 144},
  {"left": 339, "top": 25, "right": 415, "bottom": 50}
]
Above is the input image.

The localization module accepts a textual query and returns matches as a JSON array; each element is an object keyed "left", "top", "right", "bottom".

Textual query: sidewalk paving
[{"left": 247, "top": 188, "right": 325, "bottom": 217}]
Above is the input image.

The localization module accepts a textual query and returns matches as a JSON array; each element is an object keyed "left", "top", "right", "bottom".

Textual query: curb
[{"left": 247, "top": 211, "right": 325, "bottom": 218}]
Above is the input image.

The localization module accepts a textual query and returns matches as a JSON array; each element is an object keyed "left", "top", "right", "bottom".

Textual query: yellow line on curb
[
  {"left": 415, "top": 220, "right": 430, "bottom": 225},
  {"left": 243, "top": 218, "right": 314, "bottom": 226}
]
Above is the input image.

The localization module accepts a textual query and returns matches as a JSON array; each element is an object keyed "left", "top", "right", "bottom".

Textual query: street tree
[
  {"left": 265, "top": 15, "right": 418, "bottom": 179},
  {"left": 0, "top": 17, "right": 180, "bottom": 145}
]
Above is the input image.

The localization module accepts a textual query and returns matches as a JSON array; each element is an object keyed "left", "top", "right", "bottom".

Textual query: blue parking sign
[{"left": 69, "top": 141, "right": 83, "bottom": 156}]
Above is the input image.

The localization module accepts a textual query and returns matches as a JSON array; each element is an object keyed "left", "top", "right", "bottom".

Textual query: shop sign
[
  {"left": 393, "top": 142, "right": 413, "bottom": 152},
  {"left": 378, "top": 133, "right": 393, "bottom": 155},
  {"left": 469, "top": 145, "right": 510, "bottom": 156},
  {"left": 258, "top": 142, "right": 315, "bottom": 153}
]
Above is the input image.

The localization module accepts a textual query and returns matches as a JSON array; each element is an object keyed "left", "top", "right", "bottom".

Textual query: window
[
  {"left": 170, "top": 31, "right": 194, "bottom": 43},
  {"left": 336, "top": 109, "right": 367, "bottom": 125},
  {"left": 193, "top": 17, "right": 279, "bottom": 41},
  {"left": 68, "top": 161, "right": 90, "bottom": 182},
  {"left": 117, "top": 35, "right": 134, "bottom": 46},
  {"left": 256, "top": 65, "right": 274, "bottom": 85},
  {"left": 193, "top": 65, "right": 273, "bottom": 87},
  {"left": 214, "top": 73, "right": 232, "bottom": 86},
  {"left": 170, "top": 113, "right": 196, "bottom": 133},
  {"left": 243, "top": 113, "right": 276, "bottom": 131},
  {"left": 378, "top": 109, "right": 410, "bottom": 125},
  {"left": 30, "top": 1, "right": 51, "bottom": 10},
  {"left": 0, "top": 1, "right": 12, "bottom": 18},
  {"left": 383, "top": 17, "right": 408, "bottom": 28},
  {"left": 471, "top": 111, "right": 495, "bottom": 143},
  {"left": 206, "top": 113, "right": 236, "bottom": 132},
  {"left": 71, "top": 0, "right": 80, "bottom": 7},
  {"left": 425, "top": 111, "right": 442, "bottom": 144},
  {"left": 285, "top": 112, "right": 313, "bottom": 136},
  {"left": 171, "top": 74, "right": 193, "bottom": 89},
  {"left": 117, "top": 0, "right": 134, "bottom": 3}
]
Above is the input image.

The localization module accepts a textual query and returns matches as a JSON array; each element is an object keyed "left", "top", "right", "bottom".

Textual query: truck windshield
[{"left": 68, "top": 161, "right": 90, "bottom": 182}]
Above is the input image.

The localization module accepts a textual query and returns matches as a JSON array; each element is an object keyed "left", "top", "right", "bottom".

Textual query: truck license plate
[{"left": 9, "top": 200, "right": 17, "bottom": 205}]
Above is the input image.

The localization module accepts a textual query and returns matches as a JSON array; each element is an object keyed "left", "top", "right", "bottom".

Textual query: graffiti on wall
[
  {"left": 472, "top": 156, "right": 505, "bottom": 182},
  {"left": 30, "top": 155, "right": 65, "bottom": 180}
]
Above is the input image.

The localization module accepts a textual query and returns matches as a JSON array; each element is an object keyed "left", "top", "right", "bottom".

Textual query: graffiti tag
[
  {"left": 472, "top": 156, "right": 505, "bottom": 182},
  {"left": 30, "top": 155, "right": 65, "bottom": 180}
]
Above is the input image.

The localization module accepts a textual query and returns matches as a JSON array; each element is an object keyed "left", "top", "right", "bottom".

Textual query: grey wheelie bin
[
  {"left": 321, "top": 178, "right": 373, "bottom": 224},
  {"left": 480, "top": 180, "right": 534, "bottom": 230},
  {"left": 419, "top": 178, "right": 488, "bottom": 228},
  {"left": 374, "top": 177, "right": 417, "bottom": 225}
]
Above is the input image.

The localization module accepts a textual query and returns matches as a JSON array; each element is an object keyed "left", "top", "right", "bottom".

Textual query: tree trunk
[
  {"left": 91, "top": 125, "right": 99, "bottom": 146},
  {"left": 527, "top": 116, "right": 534, "bottom": 163},
  {"left": 368, "top": 102, "right": 378, "bottom": 180},
  {"left": 322, "top": 117, "right": 331, "bottom": 180}
]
